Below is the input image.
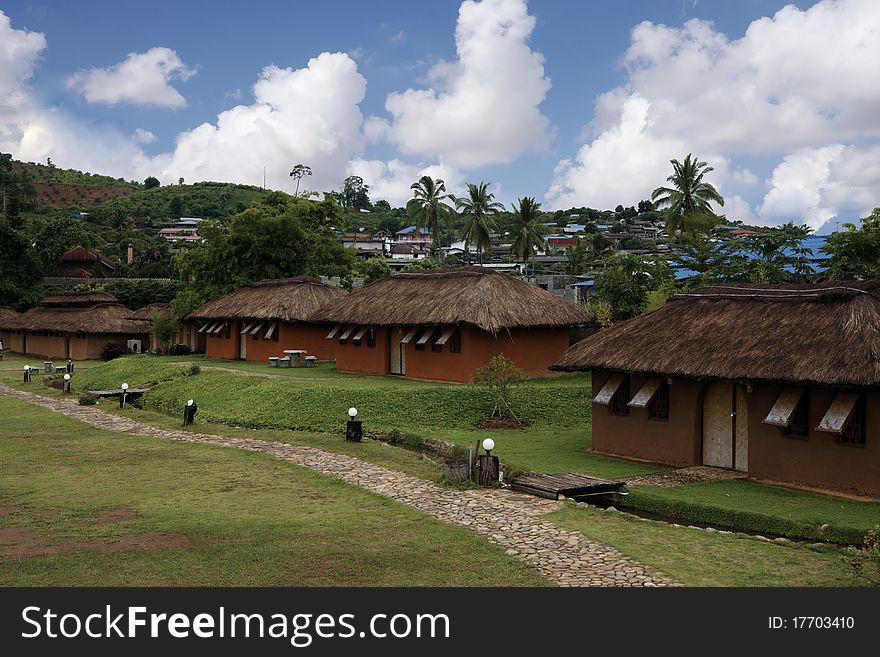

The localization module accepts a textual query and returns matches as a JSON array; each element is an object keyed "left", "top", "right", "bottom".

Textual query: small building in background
[
  {"left": 4, "top": 291, "right": 149, "bottom": 359},
  {"left": 55, "top": 247, "right": 117, "bottom": 278},
  {"left": 314, "top": 267, "right": 595, "bottom": 383},
  {"left": 185, "top": 277, "right": 345, "bottom": 362},
  {"left": 552, "top": 281, "right": 880, "bottom": 499},
  {"left": 0, "top": 307, "right": 22, "bottom": 353}
]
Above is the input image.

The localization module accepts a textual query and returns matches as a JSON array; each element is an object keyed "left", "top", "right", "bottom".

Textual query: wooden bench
[{"left": 87, "top": 388, "right": 147, "bottom": 401}]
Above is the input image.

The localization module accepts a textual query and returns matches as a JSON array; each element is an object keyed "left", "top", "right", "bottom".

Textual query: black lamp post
[
  {"left": 478, "top": 438, "right": 500, "bottom": 486},
  {"left": 346, "top": 407, "right": 362, "bottom": 442},
  {"left": 183, "top": 399, "right": 197, "bottom": 426},
  {"left": 23, "top": 365, "right": 31, "bottom": 383}
]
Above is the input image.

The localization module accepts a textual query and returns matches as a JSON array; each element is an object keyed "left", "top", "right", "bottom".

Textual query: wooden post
[{"left": 478, "top": 455, "right": 500, "bottom": 486}]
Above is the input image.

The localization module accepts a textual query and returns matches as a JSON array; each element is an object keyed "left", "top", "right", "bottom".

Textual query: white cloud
[
  {"left": 0, "top": 11, "right": 45, "bottom": 107},
  {"left": 547, "top": 0, "right": 880, "bottom": 225},
  {"left": 133, "top": 128, "right": 156, "bottom": 144},
  {"left": 143, "top": 52, "right": 367, "bottom": 190},
  {"left": 389, "top": 30, "right": 408, "bottom": 45},
  {"left": 348, "top": 158, "right": 463, "bottom": 207},
  {"left": 68, "top": 47, "right": 196, "bottom": 108},
  {"left": 374, "top": 0, "right": 552, "bottom": 169},
  {"left": 758, "top": 144, "right": 880, "bottom": 230}
]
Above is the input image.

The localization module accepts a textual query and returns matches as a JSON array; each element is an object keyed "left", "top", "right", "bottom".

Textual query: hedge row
[
  {"left": 619, "top": 490, "right": 866, "bottom": 546},
  {"left": 72, "top": 358, "right": 195, "bottom": 392},
  {"left": 139, "top": 370, "right": 591, "bottom": 433}
]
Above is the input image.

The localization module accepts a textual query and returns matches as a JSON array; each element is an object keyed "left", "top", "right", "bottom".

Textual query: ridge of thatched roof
[
  {"left": 0, "top": 307, "right": 21, "bottom": 330},
  {"left": 551, "top": 281, "right": 880, "bottom": 387},
  {"left": 312, "top": 267, "right": 595, "bottom": 333},
  {"left": 14, "top": 303, "right": 150, "bottom": 334},
  {"left": 185, "top": 277, "right": 345, "bottom": 322},
  {"left": 127, "top": 303, "right": 173, "bottom": 321},
  {"left": 39, "top": 291, "right": 118, "bottom": 307}
]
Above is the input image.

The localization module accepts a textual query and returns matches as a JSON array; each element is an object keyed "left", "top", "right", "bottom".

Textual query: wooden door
[
  {"left": 389, "top": 329, "right": 404, "bottom": 375},
  {"left": 239, "top": 323, "right": 247, "bottom": 360},
  {"left": 702, "top": 382, "right": 748, "bottom": 471}
]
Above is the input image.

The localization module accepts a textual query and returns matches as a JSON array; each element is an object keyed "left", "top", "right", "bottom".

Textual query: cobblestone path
[{"left": 1, "top": 383, "right": 676, "bottom": 587}]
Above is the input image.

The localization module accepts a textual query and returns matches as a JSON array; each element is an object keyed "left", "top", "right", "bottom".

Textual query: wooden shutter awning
[
  {"left": 593, "top": 373, "right": 626, "bottom": 407},
  {"left": 763, "top": 387, "right": 805, "bottom": 428},
  {"left": 249, "top": 322, "right": 263, "bottom": 335},
  {"left": 628, "top": 377, "right": 664, "bottom": 408},
  {"left": 352, "top": 327, "right": 368, "bottom": 343},
  {"left": 435, "top": 326, "right": 456, "bottom": 346},
  {"left": 197, "top": 322, "right": 209, "bottom": 333},
  {"left": 264, "top": 322, "right": 277, "bottom": 340},
  {"left": 416, "top": 327, "right": 436, "bottom": 345},
  {"left": 240, "top": 322, "right": 254, "bottom": 334},
  {"left": 400, "top": 328, "right": 418, "bottom": 344},
  {"left": 339, "top": 326, "right": 355, "bottom": 340},
  {"left": 816, "top": 391, "right": 861, "bottom": 434}
]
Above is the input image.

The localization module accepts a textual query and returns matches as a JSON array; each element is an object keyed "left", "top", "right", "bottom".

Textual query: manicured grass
[
  {"left": 621, "top": 480, "right": 880, "bottom": 545},
  {"left": 0, "top": 396, "right": 548, "bottom": 586},
  {"left": 431, "top": 427, "right": 666, "bottom": 479},
  {"left": 548, "top": 504, "right": 856, "bottom": 586}
]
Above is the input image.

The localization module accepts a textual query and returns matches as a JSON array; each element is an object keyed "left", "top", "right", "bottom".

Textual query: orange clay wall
[
  {"left": 332, "top": 327, "right": 391, "bottom": 375},
  {"left": 205, "top": 321, "right": 338, "bottom": 362},
  {"left": 334, "top": 325, "right": 571, "bottom": 383}
]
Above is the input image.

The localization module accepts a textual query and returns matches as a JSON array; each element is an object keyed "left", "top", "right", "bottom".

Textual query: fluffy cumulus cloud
[
  {"left": 370, "top": 0, "right": 552, "bottom": 169},
  {"left": 348, "top": 158, "right": 463, "bottom": 206},
  {"left": 145, "top": 53, "right": 367, "bottom": 190},
  {"left": 68, "top": 47, "right": 196, "bottom": 108},
  {"left": 547, "top": 0, "right": 880, "bottom": 228},
  {"left": 0, "top": 11, "right": 46, "bottom": 144},
  {"left": 759, "top": 144, "right": 880, "bottom": 228}
]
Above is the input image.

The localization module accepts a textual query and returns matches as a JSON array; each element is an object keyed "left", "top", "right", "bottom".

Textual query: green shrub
[
  {"left": 620, "top": 490, "right": 866, "bottom": 545},
  {"left": 846, "top": 524, "right": 880, "bottom": 586},
  {"left": 78, "top": 392, "right": 98, "bottom": 406}
]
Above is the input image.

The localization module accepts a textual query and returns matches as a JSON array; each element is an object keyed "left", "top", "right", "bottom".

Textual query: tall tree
[
  {"left": 585, "top": 232, "right": 613, "bottom": 262},
  {"left": 342, "top": 175, "right": 372, "bottom": 211},
  {"left": 406, "top": 175, "right": 455, "bottom": 257},
  {"left": 455, "top": 182, "right": 503, "bottom": 265},
  {"left": 509, "top": 196, "right": 545, "bottom": 268},
  {"left": 822, "top": 208, "right": 880, "bottom": 280},
  {"left": 289, "top": 164, "right": 312, "bottom": 196},
  {"left": 651, "top": 154, "right": 724, "bottom": 239}
]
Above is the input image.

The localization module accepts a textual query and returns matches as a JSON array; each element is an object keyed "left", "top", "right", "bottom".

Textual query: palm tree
[
  {"left": 455, "top": 182, "right": 503, "bottom": 265},
  {"left": 509, "top": 196, "right": 545, "bottom": 269},
  {"left": 289, "top": 164, "right": 312, "bottom": 196},
  {"left": 585, "top": 232, "right": 613, "bottom": 261},
  {"left": 407, "top": 175, "right": 455, "bottom": 259},
  {"left": 651, "top": 154, "right": 724, "bottom": 239}
]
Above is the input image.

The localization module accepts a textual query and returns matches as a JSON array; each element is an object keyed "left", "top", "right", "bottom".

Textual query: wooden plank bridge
[{"left": 510, "top": 472, "right": 626, "bottom": 501}]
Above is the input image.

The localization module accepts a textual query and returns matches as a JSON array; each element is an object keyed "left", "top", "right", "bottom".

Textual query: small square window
[{"left": 648, "top": 381, "right": 669, "bottom": 421}]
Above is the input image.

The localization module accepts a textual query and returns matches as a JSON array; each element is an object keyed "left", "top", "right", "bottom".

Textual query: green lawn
[
  {"left": 0, "top": 395, "right": 547, "bottom": 586},
  {"left": 548, "top": 504, "right": 857, "bottom": 586},
  {"left": 622, "top": 480, "right": 880, "bottom": 545}
]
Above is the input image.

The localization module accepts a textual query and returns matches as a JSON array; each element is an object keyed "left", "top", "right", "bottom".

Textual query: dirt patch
[
  {"left": 0, "top": 504, "right": 61, "bottom": 518},
  {"left": 78, "top": 508, "right": 140, "bottom": 525},
  {"left": 0, "top": 527, "right": 189, "bottom": 561},
  {"left": 476, "top": 418, "right": 528, "bottom": 430}
]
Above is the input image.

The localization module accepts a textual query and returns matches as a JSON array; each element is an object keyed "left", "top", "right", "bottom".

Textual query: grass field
[
  {"left": 548, "top": 504, "right": 857, "bottom": 586},
  {"left": 0, "top": 395, "right": 548, "bottom": 586}
]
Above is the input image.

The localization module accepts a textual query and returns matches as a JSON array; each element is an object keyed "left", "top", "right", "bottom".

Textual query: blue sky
[{"left": 1, "top": 0, "right": 877, "bottom": 232}]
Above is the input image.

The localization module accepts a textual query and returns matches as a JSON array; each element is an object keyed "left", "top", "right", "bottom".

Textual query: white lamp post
[
  {"left": 346, "top": 407, "right": 362, "bottom": 442},
  {"left": 63, "top": 373, "right": 71, "bottom": 394},
  {"left": 120, "top": 383, "right": 129, "bottom": 408},
  {"left": 482, "top": 438, "right": 495, "bottom": 456}
]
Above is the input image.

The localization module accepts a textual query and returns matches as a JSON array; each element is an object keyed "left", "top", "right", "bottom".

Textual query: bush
[
  {"left": 168, "top": 344, "right": 193, "bottom": 356},
  {"left": 846, "top": 524, "right": 880, "bottom": 585},
  {"left": 42, "top": 375, "right": 64, "bottom": 390},
  {"left": 186, "top": 364, "right": 201, "bottom": 376},
  {"left": 78, "top": 392, "right": 99, "bottom": 405},
  {"left": 472, "top": 354, "right": 526, "bottom": 422},
  {"left": 101, "top": 342, "right": 132, "bottom": 361}
]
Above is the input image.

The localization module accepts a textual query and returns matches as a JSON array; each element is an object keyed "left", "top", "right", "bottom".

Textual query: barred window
[
  {"left": 610, "top": 375, "right": 630, "bottom": 416},
  {"left": 784, "top": 392, "right": 809, "bottom": 439},
  {"left": 367, "top": 328, "right": 376, "bottom": 348},
  {"left": 839, "top": 397, "right": 866, "bottom": 446},
  {"left": 648, "top": 381, "right": 669, "bottom": 421},
  {"left": 450, "top": 327, "right": 461, "bottom": 354}
]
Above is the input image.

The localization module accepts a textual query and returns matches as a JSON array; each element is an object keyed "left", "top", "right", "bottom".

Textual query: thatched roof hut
[
  {"left": 127, "top": 303, "right": 173, "bottom": 321},
  {"left": 551, "top": 281, "right": 880, "bottom": 386},
  {"left": 14, "top": 291, "right": 149, "bottom": 334},
  {"left": 0, "top": 307, "right": 20, "bottom": 330},
  {"left": 313, "top": 267, "right": 594, "bottom": 333},
  {"left": 186, "top": 277, "right": 345, "bottom": 323}
]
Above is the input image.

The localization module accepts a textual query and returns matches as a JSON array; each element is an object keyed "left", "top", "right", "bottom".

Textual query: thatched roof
[
  {"left": 551, "top": 281, "right": 880, "bottom": 387},
  {"left": 186, "top": 277, "right": 345, "bottom": 322},
  {"left": 14, "top": 303, "right": 150, "bottom": 334},
  {"left": 312, "top": 267, "right": 595, "bottom": 333},
  {"left": 0, "top": 307, "right": 20, "bottom": 330},
  {"left": 40, "top": 291, "right": 118, "bottom": 307},
  {"left": 127, "top": 303, "right": 173, "bottom": 321}
]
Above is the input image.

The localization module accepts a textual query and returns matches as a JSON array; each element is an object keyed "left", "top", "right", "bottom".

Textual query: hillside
[{"left": 97, "top": 181, "right": 274, "bottom": 223}]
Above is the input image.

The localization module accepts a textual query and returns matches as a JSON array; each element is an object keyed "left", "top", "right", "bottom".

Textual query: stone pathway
[
  {"left": 0, "top": 383, "right": 676, "bottom": 587},
  {"left": 624, "top": 466, "right": 748, "bottom": 488}
]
